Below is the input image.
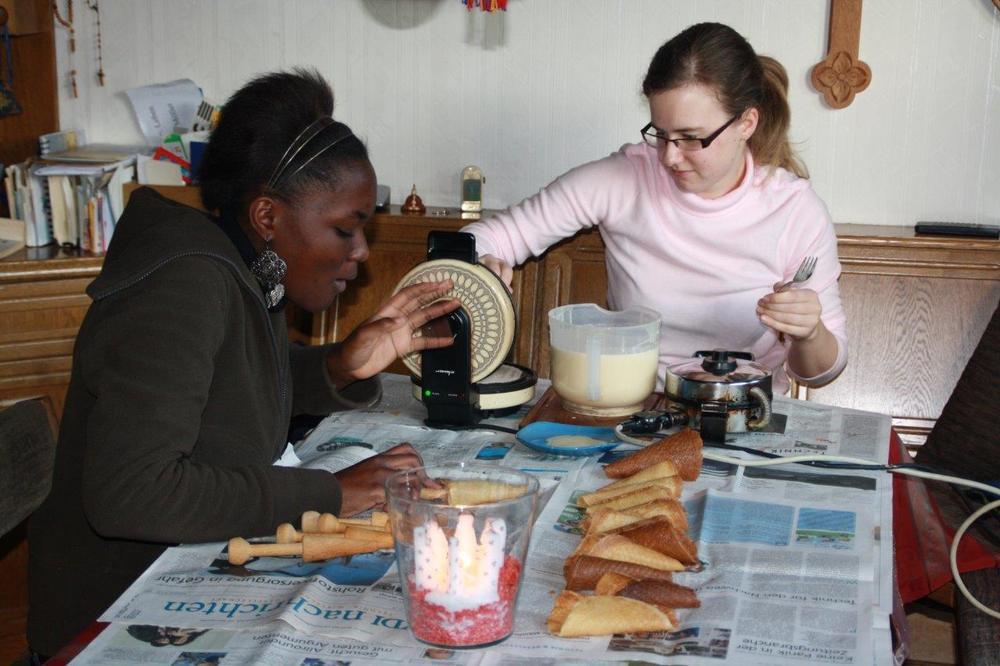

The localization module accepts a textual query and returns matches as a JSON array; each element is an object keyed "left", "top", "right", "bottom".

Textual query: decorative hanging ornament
[
  {"left": 87, "top": 0, "right": 105, "bottom": 86},
  {"left": 462, "top": 0, "right": 508, "bottom": 12},
  {"left": 52, "top": 0, "right": 78, "bottom": 97}
]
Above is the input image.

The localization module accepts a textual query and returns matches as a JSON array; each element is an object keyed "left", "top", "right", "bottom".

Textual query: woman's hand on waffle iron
[
  {"left": 479, "top": 254, "right": 513, "bottom": 292},
  {"left": 325, "top": 280, "right": 459, "bottom": 388}
]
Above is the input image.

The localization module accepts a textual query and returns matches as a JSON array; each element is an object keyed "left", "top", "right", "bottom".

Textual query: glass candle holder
[{"left": 385, "top": 463, "right": 539, "bottom": 649}]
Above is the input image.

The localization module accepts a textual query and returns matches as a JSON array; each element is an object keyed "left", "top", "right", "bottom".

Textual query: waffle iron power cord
[{"left": 613, "top": 425, "right": 1000, "bottom": 620}]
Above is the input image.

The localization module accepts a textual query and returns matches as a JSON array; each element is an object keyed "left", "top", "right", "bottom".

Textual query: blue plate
[{"left": 516, "top": 421, "right": 621, "bottom": 457}]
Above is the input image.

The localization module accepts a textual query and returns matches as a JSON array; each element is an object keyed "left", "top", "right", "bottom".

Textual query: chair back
[
  {"left": 0, "top": 398, "right": 57, "bottom": 536},
  {"left": 917, "top": 303, "right": 1000, "bottom": 482}
]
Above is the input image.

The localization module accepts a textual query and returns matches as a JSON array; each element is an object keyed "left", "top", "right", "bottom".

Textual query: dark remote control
[{"left": 914, "top": 222, "right": 999, "bottom": 239}]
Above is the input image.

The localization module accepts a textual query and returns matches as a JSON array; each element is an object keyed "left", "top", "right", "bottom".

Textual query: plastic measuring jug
[{"left": 547, "top": 304, "right": 661, "bottom": 416}]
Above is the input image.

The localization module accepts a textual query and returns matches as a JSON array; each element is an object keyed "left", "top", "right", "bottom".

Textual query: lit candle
[{"left": 414, "top": 513, "right": 506, "bottom": 612}]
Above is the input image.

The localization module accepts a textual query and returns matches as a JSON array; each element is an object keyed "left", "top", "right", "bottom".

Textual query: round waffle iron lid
[{"left": 392, "top": 258, "right": 516, "bottom": 384}]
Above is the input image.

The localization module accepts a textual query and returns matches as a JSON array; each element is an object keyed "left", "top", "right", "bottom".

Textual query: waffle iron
[{"left": 393, "top": 231, "right": 536, "bottom": 426}]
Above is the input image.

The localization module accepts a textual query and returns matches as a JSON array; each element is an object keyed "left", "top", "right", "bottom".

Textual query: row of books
[
  {"left": 5, "top": 121, "right": 215, "bottom": 253},
  {"left": 4, "top": 156, "right": 135, "bottom": 252}
]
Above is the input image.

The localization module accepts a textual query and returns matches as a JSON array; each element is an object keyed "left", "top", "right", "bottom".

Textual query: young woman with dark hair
[
  {"left": 27, "top": 68, "right": 457, "bottom": 658},
  {"left": 465, "top": 23, "right": 846, "bottom": 393}
]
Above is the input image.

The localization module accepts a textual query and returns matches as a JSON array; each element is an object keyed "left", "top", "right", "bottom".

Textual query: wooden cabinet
[{"left": 0, "top": 246, "right": 102, "bottom": 415}]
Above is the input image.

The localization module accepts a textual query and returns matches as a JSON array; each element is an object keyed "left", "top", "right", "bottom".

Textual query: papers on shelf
[
  {"left": 38, "top": 144, "right": 141, "bottom": 166},
  {"left": 125, "top": 79, "right": 203, "bottom": 147}
]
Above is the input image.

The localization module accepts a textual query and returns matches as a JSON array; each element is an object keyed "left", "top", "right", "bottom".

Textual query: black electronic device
[
  {"left": 419, "top": 232, "right": 479, "bottom": 425},
  {"left": 914, "top": 222, "right": 999, "bottom": 239},
  {"left": 394, "top": 231, "right": 536, "bottom": 427}
]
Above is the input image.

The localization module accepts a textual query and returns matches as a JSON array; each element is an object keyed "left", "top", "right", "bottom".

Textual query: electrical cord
[
  {"left": 950, "top": 499, "right": 1000, "bottom": 619},
  {"left": 613, "top": 424, "right": 1000, "bottom": 619},
  {"left": 437, "top": 422, "right": 520, "bottom": 434}
]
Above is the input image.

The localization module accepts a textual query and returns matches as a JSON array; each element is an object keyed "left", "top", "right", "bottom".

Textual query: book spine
[{"left": 26, "top": 169, "right": 53, "bottom": 247}]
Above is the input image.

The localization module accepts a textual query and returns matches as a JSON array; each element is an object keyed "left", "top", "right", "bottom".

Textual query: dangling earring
[{"left": 250, "top": 241, "right": 287, "bottom": 308}]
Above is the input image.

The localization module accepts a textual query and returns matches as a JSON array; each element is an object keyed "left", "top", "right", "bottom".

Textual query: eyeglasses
[{"left": 641, "top": 114, "right": 741, "bottom": 152}]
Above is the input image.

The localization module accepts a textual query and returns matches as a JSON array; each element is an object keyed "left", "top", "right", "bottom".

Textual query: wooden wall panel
[
  {"left": 798, "top": 227, "right": 1000, "bottom": 448},
  {"left": 810, "top": 273, "right": 998, "bottom": 409},
  {"left": 0, "top": 0, "right": 57, "bottom": 169}
]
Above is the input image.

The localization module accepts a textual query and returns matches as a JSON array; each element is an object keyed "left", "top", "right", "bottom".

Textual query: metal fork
[
  {"left": 776, "top": 256, "right": 817, "bottom": 292},
  {"left": 774, "top": 256, "right": 816, "bottom": 343}
]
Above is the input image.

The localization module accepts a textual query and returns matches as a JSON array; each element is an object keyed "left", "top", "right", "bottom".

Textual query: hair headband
[{"left": 266, "top": 116, "right": 356, "bottom": 190}]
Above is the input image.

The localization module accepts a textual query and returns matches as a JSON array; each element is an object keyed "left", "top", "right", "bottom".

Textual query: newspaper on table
[{"left": 82, "top": 375, "right": 895, "bottom": 665}]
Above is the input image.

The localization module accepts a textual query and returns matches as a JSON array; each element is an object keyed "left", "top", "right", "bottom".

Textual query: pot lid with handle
[{"left": 666, "top": 350, "right": 771, "bottom": 385}]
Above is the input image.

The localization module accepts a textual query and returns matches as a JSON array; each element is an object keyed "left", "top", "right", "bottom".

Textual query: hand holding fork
[
  {"left": 776, "top": 256, "right": 817, "bottom": 293},
  {"left": 759, "top": 256, "right": 818, "bottom": 343}
]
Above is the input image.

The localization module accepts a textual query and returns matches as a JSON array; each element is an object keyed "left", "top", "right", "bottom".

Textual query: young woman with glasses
[
  {"left": 27, "top": 69, "right": 457, "bottom": 659},
  {"left": 464, "top": 22, "right": 846, "bottom": 395}
]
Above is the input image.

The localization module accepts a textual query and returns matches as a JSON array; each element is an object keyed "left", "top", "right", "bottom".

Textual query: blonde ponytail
[{"left": 750, "top": 56, "right": 807, "bottom": 179}]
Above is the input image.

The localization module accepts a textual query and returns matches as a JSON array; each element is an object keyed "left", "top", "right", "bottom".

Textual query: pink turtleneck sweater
[{"left": 462, "top": 143, "right": 847, "bottom": 394}]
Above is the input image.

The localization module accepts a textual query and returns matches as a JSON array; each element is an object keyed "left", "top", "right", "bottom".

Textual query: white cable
[
  {"left": 614, "top": 424, "right": 1000, "bottom": 617},
  {"left": 703, "top": 450, "right": 891, "bottom": 467},
  {"left": 614, "top": 424, "right": 1000, "bottom": 498},
  {"left": 948, "top": 498, "right": 1000, "bottom": 619},
  {"left": 887, "top": 467, "right": 1000, "bottom": 499}
]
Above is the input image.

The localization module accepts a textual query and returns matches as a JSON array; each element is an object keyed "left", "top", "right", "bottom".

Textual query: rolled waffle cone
[
  {"left": 584, "top": 508, "right": 644, "bottom": 535},
  {"left": 583, "top": 534, "right": 684, "bottom": 572},
  {"left": 571, "top": 533, "right": 600, "bottom": 558},
  {"left": 594, "top": 571, "right": 635, "bottom": 595},
  {"left": 613, "top": 517, "right": 699, "bottom": 565},
  {"left": 604, "top": 428, "right": 703, "bottom": 481},
  {"left": 577, "top": 476, "right": 682, "bottom": 508},
  {"left": 598, "top": 461, "right": 678, "bottom": 492},
  {"left": 582, "top": 483, "right": 680, "bottom": 513},
  {"left": 623, "top": 499, "right": 689, "bottom": 532},
  {"left": 613, "top": 579, "right": 701, "bottom": 610},
  {"left": 564, "top": 555, "right": 674, "bottom": 590},
  {"left": 547, "top": 591, "right": 677, "bottom": 637},
  {"left": 420, "top": 479, "right": 528, "bottom": 505}
]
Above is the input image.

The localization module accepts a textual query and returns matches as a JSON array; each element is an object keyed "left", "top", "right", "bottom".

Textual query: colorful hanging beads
[{"left": 463, "top": 0, "right": 508, "bottom": 12}]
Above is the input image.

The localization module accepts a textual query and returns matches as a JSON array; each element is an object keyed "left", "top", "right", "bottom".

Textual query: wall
[{"left": 54, "top": 0, "right": 1000, "bottom": 226}]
